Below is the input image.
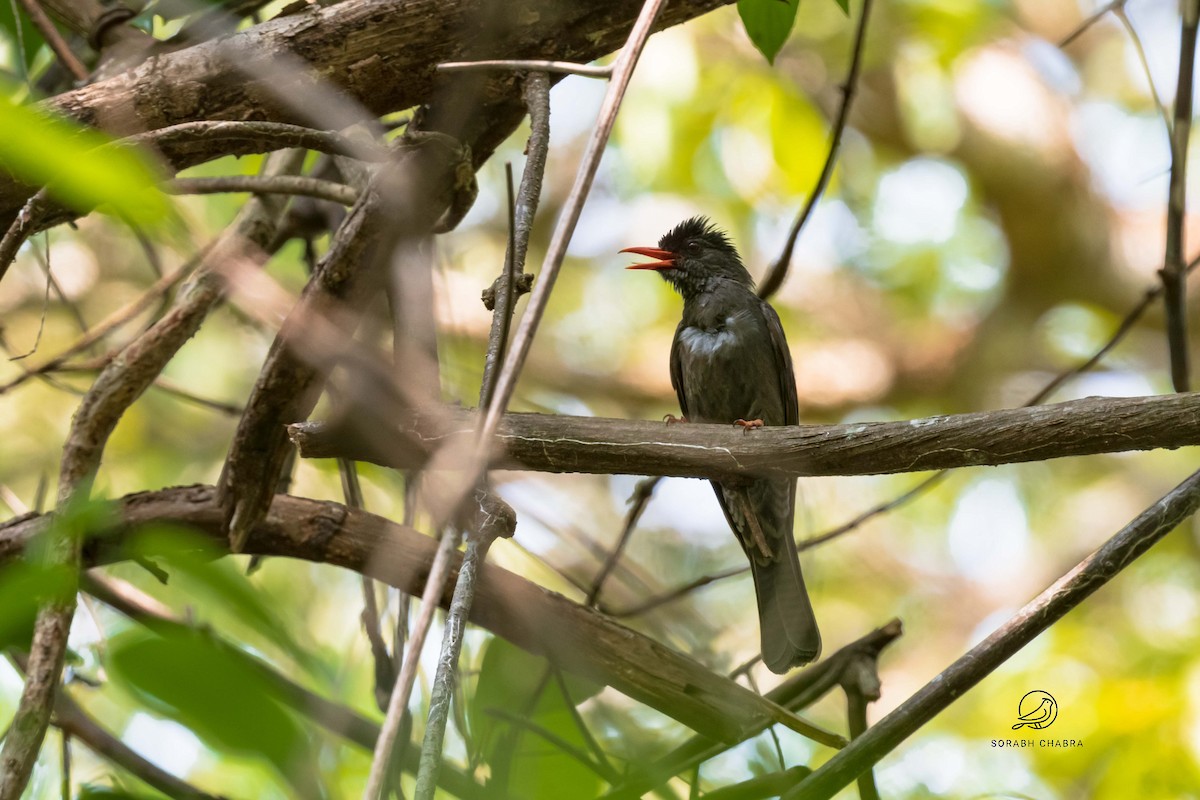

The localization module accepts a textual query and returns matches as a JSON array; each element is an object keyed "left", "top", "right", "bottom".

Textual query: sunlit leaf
[
  {"left": 737, "top": 0, "right": 800, "bottom": 65},
  {"left": 0, "top": 95, "right": 170, "bottom": 226},
  {"left": 107, "top": 623, "right": 316, "bottom": 790}
]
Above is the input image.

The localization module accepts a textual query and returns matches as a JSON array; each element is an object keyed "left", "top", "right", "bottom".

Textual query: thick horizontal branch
[
  {"left": 0, "top": 0, "right": 732, "bottom": 220},
  {"left": 0, "top": 486, "right": 843, "bottom": 748},
  {"left": 290, "top": 392, "right": 1200, "bottom": 480}
]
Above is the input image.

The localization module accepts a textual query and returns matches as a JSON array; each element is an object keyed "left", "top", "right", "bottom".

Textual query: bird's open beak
[{"left": 620, "top": 246, "right": 677, "bottom": 270}]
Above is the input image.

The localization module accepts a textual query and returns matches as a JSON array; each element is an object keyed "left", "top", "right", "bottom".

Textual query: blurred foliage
[
  {"left": 0, "top": 95, "right": 171, "bottom": 226},
  {"left": 3, "top": 0, "right": 1200, "bottom": 798},
  {"left": 467, "top": 639, "right": 605, "bottom": 797}
]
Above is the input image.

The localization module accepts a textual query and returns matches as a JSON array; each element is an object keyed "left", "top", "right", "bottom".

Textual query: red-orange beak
[{"left": 620, "top": 246, "right": 677, "bottom": 270}]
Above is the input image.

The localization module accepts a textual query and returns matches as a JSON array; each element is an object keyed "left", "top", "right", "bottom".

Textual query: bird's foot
[
  {"left": 663, "top": 414, "right": 689, "bottom": 425},
  {"left": 734, "top": 418, "right": 764, "bottom": 434}
]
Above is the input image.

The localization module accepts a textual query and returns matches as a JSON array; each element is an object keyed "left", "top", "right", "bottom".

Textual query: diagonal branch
[
  {"left": 600, "top": 620, "right": 902, "bottom": 800},
  {"left": 290, "top": 391, "right": 1200, "bottom": 481},
  {"left": 785, "top": 466, "right": 1200, "bottom": 800},
  {"left": 13, "top": 0, "right": 89, "bottom": 81},
  {"left": 0, "top": 486, "right": 845, "bottom": 749}
]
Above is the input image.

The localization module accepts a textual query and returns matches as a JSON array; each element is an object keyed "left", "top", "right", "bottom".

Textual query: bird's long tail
[
  {"left": 718, "top": 479, "right": 821, "bottom": 673},
  {"left": 749, "top": 531, "right": 821, "bottom": 672}
]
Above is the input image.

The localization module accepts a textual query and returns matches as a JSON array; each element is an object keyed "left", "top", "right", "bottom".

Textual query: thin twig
[
  {"left": 7, "top": 235, "right": 54, "bottom": 361},
  {"left": 341, "top": 459, "right": 395, "bottom": 712},
  {"left": 166, "top": 175, "right": 358, "bottom": 206},
  {"left": 0, "top": 250, "right": 201, "bottom": 395},
  {"left": 483, "top": 708, "right": 620, "bottom": 783},
  {"left": 1161, "top": 0, "right": 1199, "bottom": 392},
  {"left": 798, "top": 471, "right": 949, "bottom": 551},
  {"left": 471, "top": 0, "right": 667, "bottom": 489},
  {"left": 759, "top": 0, "right": 873, "bottom": 300},
  {"left": 31, "top": 232, "right": 90, "bottom": 336},
  {"left": 438, "top": 59, "right": 612, "bottom": 78},
  {"left": 13, "top": 0, "right": 88, "bottom": 80},
  {"left": 410, "top": 71, "right": 549, "bottom": 800},
  {"left": 551, "top": 667, "right": 616, "bottom": 779},
  {"left": 610, "top": 566, "right": 747, "bottom": 618},
  {"left": 413, "top": 494, "right": 515, "bottom": 800},
  {"left": 785, "top": 468, "right": 1200, "bottom": 800},
  {"left": 0, "top": 188, "right": 53, "bottom": 285},
  {"left": 586, "top": 476, "right": 660, "bottom": 606},
  {"left": 58, "top": 727, "right": 68, "bottom": 800},
  {"left": 1059, "top": 0, "right": 1127, "bottom": 48},
  {"left": 363, "top": 527, "right": 459, "bottom": 800},
  {"left": 479, "top": 71, "right": 550, "bottom": 408},
  {"left": 1114, "top": 6, "right": 1172, "bottom": 135}
]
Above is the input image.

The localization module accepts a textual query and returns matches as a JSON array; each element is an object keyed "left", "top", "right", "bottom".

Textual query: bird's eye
[{"left": 684, "top": 241, "right": 702, "bottom": 256}]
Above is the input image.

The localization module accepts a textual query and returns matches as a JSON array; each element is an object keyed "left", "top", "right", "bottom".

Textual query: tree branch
[
  {"left": 219, "top": 132, "right": 473, "bottom": 551},
  {"left": 0, "top": 0, "right": 736, "bottom": 223},
  {"left": 0, "top": 486, "right": 844, "bottom": 749},
  {"left": 13, "top": 0, "right": 89, "bottom": 81},
  {"left": 600, "top": 620, "right": 902, "bottom": 800},
  {"left": 165, "top": 175, "right": 358, "bottom": 206},
  {"left": 290, "top": 392, "right": 1200, "bottom": 480},
  {"left": 50, "top": 687, "right": 226, "bottom": 800},
  {"left": 1161, "top": 0, "right": 1199, "bottom": 391},
  {"left": 785, "top": 466, "right": 1200, "bottom": 800}
]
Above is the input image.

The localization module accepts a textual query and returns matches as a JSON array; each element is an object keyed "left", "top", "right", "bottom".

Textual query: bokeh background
[{"left": 3, "top": 0, "right": 1200, "bottom": 797}]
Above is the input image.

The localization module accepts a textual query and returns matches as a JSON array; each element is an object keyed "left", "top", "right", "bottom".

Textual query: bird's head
[{"left": 621, "top": 216, "right": 753, "bottom": 299}]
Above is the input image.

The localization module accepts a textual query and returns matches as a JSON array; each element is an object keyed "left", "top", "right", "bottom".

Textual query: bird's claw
[
  {"left": 734, "top": 418, "right": 764, "bottom": 434},
  {"left": 663, "top": 414, "right": 689, "bottom": 425}
]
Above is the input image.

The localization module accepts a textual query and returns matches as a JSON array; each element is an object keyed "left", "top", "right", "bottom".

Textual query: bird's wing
[
  {"left": 669, "top": 319, "right": 690, "bottom": 420},
  {"left": 761, "top": 300, "right": 799, "bottom": 426},
  {"left": 1017, "top": 700, "right": 1051, "bottom": 721}
]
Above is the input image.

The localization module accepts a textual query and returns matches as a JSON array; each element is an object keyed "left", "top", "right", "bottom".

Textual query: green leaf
[
  {"left": 124, "top": 525, "right": 326, "bottom": 680},
  {"left": 737, "top": 0, "right": 801, "bottom": 65},
  {"left": 0, "top": 94, "right": 170, "bottom": 226},
  {"left": 0, "top": 2, "right": 46, "bottom": 73},
  {"left": 0, "top": 562, "right": 76, "bottom": 651},
  {"left": 833, "top": 0, "right": 849, "bottom": 14},
  {"left": 0, "top": 497, "right": 114, "bottom": 651},
  {"left": 469, "top": 638, "right": 604, "bottom": 799},
  {"left": 77, "top": 785, "right": 160, "bottom": 800},
  {"left": 107, "top": 623, "right": 317, "bottom": 791}
]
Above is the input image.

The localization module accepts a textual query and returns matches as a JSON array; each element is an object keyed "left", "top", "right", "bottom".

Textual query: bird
[
  {"left": 1012, "top": 696, "right": 1056, "bottom": 730},
  {"left": 621, "top": 216, "right": 821, "bottom": 673}
]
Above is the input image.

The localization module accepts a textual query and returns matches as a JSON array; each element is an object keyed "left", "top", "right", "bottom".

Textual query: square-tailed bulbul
[{"left": 621, "top": 216, "right": 821, "bottom": 673}]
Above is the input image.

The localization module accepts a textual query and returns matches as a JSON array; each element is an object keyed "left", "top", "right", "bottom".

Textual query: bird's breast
[
  {"left": 677, "top": 322, "right": 738, "bottom": 356},
  {"left": 677, "top": 311, "right": 751, "bottom": 358}
]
